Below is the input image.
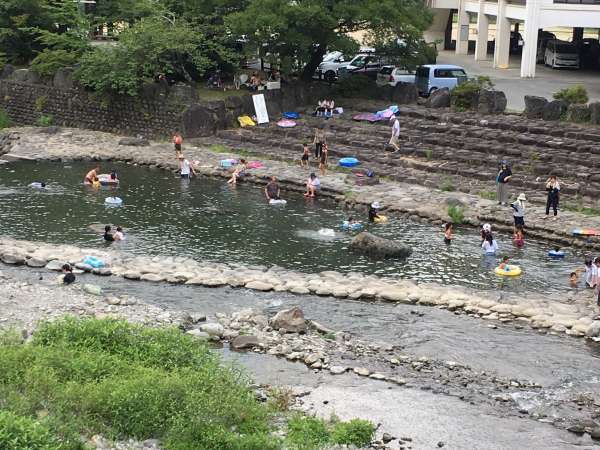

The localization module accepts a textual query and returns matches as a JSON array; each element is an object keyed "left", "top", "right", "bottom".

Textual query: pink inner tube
[{"left": 277, "top": 119, "right": 296, "bottom": 128}]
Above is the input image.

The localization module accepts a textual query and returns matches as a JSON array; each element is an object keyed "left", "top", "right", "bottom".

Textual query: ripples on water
[{"left": 0, "top": 161, "right": 589, "bottom": 294}]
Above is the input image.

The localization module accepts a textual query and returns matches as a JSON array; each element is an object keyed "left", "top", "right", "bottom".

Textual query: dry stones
[{"left": 270, "top": 307, "right": 307, "bottom": 333}]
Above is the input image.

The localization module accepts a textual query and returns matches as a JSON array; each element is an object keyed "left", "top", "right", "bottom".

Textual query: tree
[
  {"left": 75, "top": 16, "right": 229, "bottom": 96},
  {"left": 90, "top": 0, "right": 159, "bottom": 34},
  {"left": 226, "top": 0, "right": 432, "bottom": 80}
]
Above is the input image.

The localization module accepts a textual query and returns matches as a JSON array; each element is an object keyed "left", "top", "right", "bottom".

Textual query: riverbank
[
  {"left": 1, "top": 126, "right": 600, "bottom": 251},
  {"left": 1, "top": 265, "right": 599, "bottom": 449}
]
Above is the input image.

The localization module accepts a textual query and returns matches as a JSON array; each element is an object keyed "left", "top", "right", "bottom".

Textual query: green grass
[
  {"left": 563, "top": 198, "right": 600, "bottom": 217},
  {"left": 36, "top": 115, "right": 53, "bottom": 127},
  {"left": 0, "top": 110, "right": 11, "bottom": 129},
  {"left": 447, "top": 205, "right": 465, "bottom": 224},
  {"left": 286, "top": 414, "right": 375, "bottom": 449},
  {"left": 424, "top": 149, "right": 433, "bottom": 161},
  {"left": 0, "top": 317, "right": 278, "bottom": 449},
  {"left": 0, "top": 410, "right": 61, "bottom": 450},
  {"left": 439, "top": 177, "right": 455, "bottom": 192},
  {"left": 478, "top": 190, "right": 496, "bottom": 201}
]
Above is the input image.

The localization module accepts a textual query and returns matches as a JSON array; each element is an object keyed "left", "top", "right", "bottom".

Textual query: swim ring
[
  {"left": 340, "top": 221, "right": 364, "bottom": 231},
  {"left": 269, "top": 199, "right": 287, "bottom": 205},
  {"left": 494, "top": 265, "right": 522, "bottom": 276},
  {"left": 318, "top": 228, "right": 335, "bottom": 237},
  {"left": 83, "top": 255, "right": 105, "bottom": 269},
  {"left": 277, "top": 119, "right": 297, "bottom": 128},
  {"left": 97, "top": 174, "right": 119, "bottom": 186},
  {"left": 548, "top": 250, "right": 565, "bottom": 258},
  {"left": 105, "top": 197, "right": 123, "bottom": 206},
  {"left": 283, "top": 112, "right": 300, "bottom": 119},
  {"left": 374, "top": 215, "right": 388, "bottom": 224},
  {"left": 339, "top": 157, "right": 359, "bottom": 168},
  {"left": 572, "top": 228, "right": 599, "bottom": 237}
]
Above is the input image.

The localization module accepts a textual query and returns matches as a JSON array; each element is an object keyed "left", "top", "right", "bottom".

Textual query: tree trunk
[{"left": 300, "top": 44, "right": 327, "bottom": 82}]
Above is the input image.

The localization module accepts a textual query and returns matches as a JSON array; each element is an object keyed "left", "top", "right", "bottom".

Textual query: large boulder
[
  {"left": 349, "top": 232, "right": 412, "bottom": 258},
  {"left": 477, "top": 90, "right": 507, "bottom": 115},
  {"left": 426, "top": 88, "right": 451, "bottom": 108},
  {"left": 270, "top": 307, "right": 307, "bottom": 333},
  {"left": 182, "top": 104, "right": 218, "bottom": 137},
  {"left": 9, "top": 68, "right": 42, "bottom": 84},
  {"left": 590, "top": 102, "right": 600, "bottom": 125},
  {"left": 524, "top": 95, "right": 548, "bottom": 119},
  {"left": 542, "top": 100, "right": 568, "bottom": 121},
  {"left": 392, "top": 83, "right": 418, "bottom": 104},
  {"left": 0, "top": 64, "right": 15, "bottom": 79},
  {"left": 567, "top": 104, "right": 591, "bottom": 123}
]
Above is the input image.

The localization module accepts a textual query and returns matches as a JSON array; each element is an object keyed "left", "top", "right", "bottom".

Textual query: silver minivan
[
  {"left": 415, "top": 64, "right": 467, "bottom": 96},
  {"left": 544, "top": 40, "right": 580, "bottom": 69}
]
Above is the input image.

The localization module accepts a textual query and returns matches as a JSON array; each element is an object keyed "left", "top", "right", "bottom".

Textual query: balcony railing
[{"left": 554, "top": 0, "right": 600, "bottom": 4}]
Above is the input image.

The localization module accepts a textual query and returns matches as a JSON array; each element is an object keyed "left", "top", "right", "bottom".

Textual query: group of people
[
  {"left": 83, "top": 166, "right": 119, "bottom": 187},
  {"left": 172, "top": 131, "right": 197, "bottom": 179},
  {"left": 315, "top": 99, "right": 335, "bottom": 118}
]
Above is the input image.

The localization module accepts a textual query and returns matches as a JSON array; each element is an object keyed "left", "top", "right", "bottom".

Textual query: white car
[
  {"left": 544, "top": 40, "right": 580, "bottom": 69},
  {"left": 376, "top": 66, "right": 416, "bottom": 87}
]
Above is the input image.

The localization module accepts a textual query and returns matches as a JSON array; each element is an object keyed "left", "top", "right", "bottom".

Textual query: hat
[
  {"left": 517, "top": 193, "right": 527, "bottom": 201},
  {"left": 482, "top": 223, "right": 491, "bottom": 232},
  {"left": 371, "top": 201, "right": 382, "bottom": 209}
]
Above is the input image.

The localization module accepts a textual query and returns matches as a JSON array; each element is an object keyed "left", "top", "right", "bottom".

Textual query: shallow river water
[{"left": 0, "top": 161, "right": 587, "bottom": 295}]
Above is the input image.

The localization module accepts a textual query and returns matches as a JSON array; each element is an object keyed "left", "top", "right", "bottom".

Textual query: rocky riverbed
[{"left": 1, "top": 237, "right": 599, "bottom": 340}]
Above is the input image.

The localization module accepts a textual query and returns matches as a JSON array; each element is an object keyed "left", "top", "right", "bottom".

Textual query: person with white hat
[
  {"left": 389, "top": 114, "right": 400, "bottom": 151},
  {"left": 511, "top": 193, "right": 527, "bottom": 230},
  {"left": 480, "top": 223, "right": 492, "bottom": 242},
  {"left": 369, "top": 201, "right": 382, "bottom": 222}
]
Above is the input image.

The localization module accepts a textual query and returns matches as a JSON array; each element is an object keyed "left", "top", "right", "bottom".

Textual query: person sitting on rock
[
  {"left": 103, "top": 225, "right": 114, "bottom": 242},
  {"left": 368, "top": 201, "right": 382, "bottom": 222},
  {"left": 62, "top": 264, "right": 76, "bottom": 285},
  {"left": 304, "top": 173, "right": 320, "bottom": 197},
  {"left": 227, "top": 159, "right": 247, "bottom": 184},
  {"left": 265, "top": 176, "right": 280, "bottom": 201}
]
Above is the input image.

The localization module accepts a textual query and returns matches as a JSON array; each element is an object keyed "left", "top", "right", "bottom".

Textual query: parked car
[
  {"left": 414, "top": 64, "right": 467, "bottom": 96},
  {"left": 544, "top": 40, "right": 580, "bottom": 69},
  {"left": 316, "top": 49, "right": 375, "bottom": 82},
  {"left": 537, "top": 31, "right": 557, "bottom": 64},
  {"left": 376, "top": 66, "right": 415, "bottom": 87},
  {"left": 337, "top": 54, "right": 384, "bottom": 80}
]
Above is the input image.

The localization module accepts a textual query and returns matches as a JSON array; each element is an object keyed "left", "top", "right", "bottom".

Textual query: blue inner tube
[
  {"left": 548, "top": 250, "right": 565, "bottom": 258},
  {"left": 339, "top": 157, "right": 359, "bottom": 167},
  {"left": 83, "top": 255, "right": 105, "bottom": 268},
  {"left": 283, "top": 112, "right": 300, "bottom": 119}
]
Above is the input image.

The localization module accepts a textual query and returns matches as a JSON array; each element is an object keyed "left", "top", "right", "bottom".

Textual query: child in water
[
  {"left": 444, "top": 223, "right": 453, "bottom": 244},
  {"left": 62, "top": 264, "right": 76, "bottom": 285},
  {"left": 498, "top": 255, "right": 510, "bottom": 270},
  {"left": 368, "top": 202, "right": 382, "bottom": 222},
  {"left": 513, "top": 226, "right": 525, "bottom": 248},
  {"left": 301, "top": 143, "right": 310, "bottom": 168}
]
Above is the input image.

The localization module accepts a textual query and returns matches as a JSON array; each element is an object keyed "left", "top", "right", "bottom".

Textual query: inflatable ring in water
[
  {"left": 374, "top": 215, "right": 388, "bottom": 224},
  {"left": 340, "top": 221, "right": 364, "bottom": 231},
  {"left": 548, "top": 250, "right": 565, "bottom": 258},
  {"left": 83, "top": 255, "right": 105, "bottom": 269},
  {"left": 97, "top": 174, "right": 119, "bottom": 186},
  {"left": 269, "top": 199, "right": 287, "bottom": 205},
  {"left": 105, "top": 197, "right": 123, "bottom": 206},
  {"left": 494, "top": 265, "right": 522, "bottom": 276}
]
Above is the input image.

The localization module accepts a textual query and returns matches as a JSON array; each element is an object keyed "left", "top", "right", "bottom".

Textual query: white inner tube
[
  {"left": 105, "top": 197, "right": 123, "bottom": 205},
  {"left": 269, "top": 199, "right": 287, "bottom": 205}
]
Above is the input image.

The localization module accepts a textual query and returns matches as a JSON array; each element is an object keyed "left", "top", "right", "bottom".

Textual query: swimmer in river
[
  {"left": 368, "top": 201, "right": 382, "bottom": 222},
  {"left": 103, "top": 225, "right": 114, "bottom": 242},
  {"left": 113, "top": 226, "right": 125, "bottom": 241},
  {"left": 264, "top": 176, "right": 280, "bottom": 201},
  {"left": 498, "top": 255, "right": 510, "bottom": 270},
  {"left": 29, "top": 181, "right": 46, "bottom": 189},
  {"left": 84, "top": 165, "right": 100, "bottom": 184},
  {"left": 444, "top": 223, "right": 453, "bottom": 244}
]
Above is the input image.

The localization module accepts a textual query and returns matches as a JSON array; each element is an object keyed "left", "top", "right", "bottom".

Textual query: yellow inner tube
[
  {"left": 494, "top": 265, "right": 522, "bottom": 276},
  {"left": 374, "top": 215, "right": 388, "bottom": 224}
]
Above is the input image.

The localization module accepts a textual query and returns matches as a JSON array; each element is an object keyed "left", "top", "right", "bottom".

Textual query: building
[{"left": 425, "top": 0, "right": 600, "bottom": 77}]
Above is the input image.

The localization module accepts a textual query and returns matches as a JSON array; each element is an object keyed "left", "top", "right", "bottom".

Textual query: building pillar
[
  {"left": 455, "top": 0, "right": 470, "bottom": 55},
  {"left": 475, "top": 1, "right": 489, "bottom": 60},
  {"left": 493, "top": 0, "right": 510, "bottom": 68},
  {"left": 520, "top": 0, "right": 540, "bottom": 78}
]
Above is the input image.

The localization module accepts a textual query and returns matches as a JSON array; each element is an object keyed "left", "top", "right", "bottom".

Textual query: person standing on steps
[
  {"left": 511, "top": 193, "right": 527, "bottom": 231},
  {"left": 173, "top": 131, "right": 183, "bottom": 158},
  {"left": 389, "top": 115, "right": 400, "bottom": 151},
  {"left": 544, "top": 174, "right": 560, "bottom": 220},
  {"left": 496, "top": 160, "right": 512, "bottom": 205},
  {"left": 319, "top": 144, "right": 328, "bottom": 175},
  {"left": 313, "top": 125, "right": 326, "bottom": 159}
]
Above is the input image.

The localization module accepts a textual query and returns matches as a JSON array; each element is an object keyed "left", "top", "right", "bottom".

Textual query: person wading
[{"left": 496, "top": 160, "right": 512, "bottom": 205}]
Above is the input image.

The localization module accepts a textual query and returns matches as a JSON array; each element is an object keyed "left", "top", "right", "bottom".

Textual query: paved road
[{"left": 437, "top": 50, "right": 600, "bottom": 111}]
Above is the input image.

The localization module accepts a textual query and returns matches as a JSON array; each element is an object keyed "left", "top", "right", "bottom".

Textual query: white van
[{"left": 544, "top": 40, "right": 580, "bottom": 69}]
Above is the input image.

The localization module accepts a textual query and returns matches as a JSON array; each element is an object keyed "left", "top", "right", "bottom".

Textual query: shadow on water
[{"left": 0, "top": 161, "right": 590, "bottom": 296}]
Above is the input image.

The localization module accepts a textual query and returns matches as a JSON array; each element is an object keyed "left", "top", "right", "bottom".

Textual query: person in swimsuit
[
  {"left": 319, "top": 144, "right": 328, "bottom": 175},
  {"left": 103, "top": 225, "right": 115, "bottom": 242},
  {"left": 513, "top": 226, "right": 525, "bottom": 248},
  {"left": 444, "top": 223, "right": 453, "bottom": 244},
  {"left": 265, "top": 176, "right": 280, "bottom": 201},
  {"left": 113, "top": 226, "right": 125, "bottom": 241},
  {"left": 301, "top": 143, "right": 310, "bottom": 167},
  {"left": 227, "top": 159, "right": 247, "bottom": 184},
  {"left": 84, "top": 166, "right": 100, "bottom": 184}
]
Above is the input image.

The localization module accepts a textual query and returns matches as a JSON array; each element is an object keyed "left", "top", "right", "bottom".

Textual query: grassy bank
[{"left": 0, "top": 317, "right": 374, "bottom": 450}]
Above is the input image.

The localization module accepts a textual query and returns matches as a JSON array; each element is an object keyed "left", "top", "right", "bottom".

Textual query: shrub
[
  {"left": 331, "top": 418, "right": 375, "bottom": 446},
  {"left": 0, "top": 410, "right": 61, "bottom": 450},
  {"left": 35, "top": 96, "right": 47, "bottom": 112},
  {"left": 287, "top": 415, "right": 330, "bottom": 449},
  {"left": 335, "top": 74, "right": 373, "bottom": 98},
  {"left": 451, "top": 75, "right": 494, "bottom": 110},
  {"left": 553, "top": 85, "right": 588, "bottom": 104},
  {"left": 447, "top": 205, "right": 465, "bottom": 224},
  {"left": 37, "top": 115, "right": 53, "bottom": 127},
  {"left": 0, "top": 110, "right": 11, "bottom": 129},
  {"left": 479, "top": 190, "right": 496, "bottom": 201}
]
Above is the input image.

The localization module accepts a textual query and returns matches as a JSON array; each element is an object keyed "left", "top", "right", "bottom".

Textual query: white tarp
[{"left": 252, "top": 94, "right": 269, "bottom": 124}]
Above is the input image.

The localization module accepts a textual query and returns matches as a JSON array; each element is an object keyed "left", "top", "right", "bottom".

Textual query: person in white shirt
[
  {"left": 178, "top": 155, "right": 196, "bottom": 179},
  {"left": 481, "top": 234, "right": 499, "bottom": 255},
  {"left": 389, "top": 115, "right": 400, "bottom": 151},
  {"left": 304, "top": 172, "right": 321, "bottom": 197},
  {"left": 113, "top": 226, "right": 125, "bottom": 241}
]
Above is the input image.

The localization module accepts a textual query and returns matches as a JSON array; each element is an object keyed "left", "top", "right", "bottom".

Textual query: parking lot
[{"left": 437, "top": 50, "right": 600, "bottom": 111}]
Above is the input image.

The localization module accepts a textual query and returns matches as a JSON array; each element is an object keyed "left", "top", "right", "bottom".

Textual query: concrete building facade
[{"left": 425, "top": 0, "right": 600, "bottom": 78}]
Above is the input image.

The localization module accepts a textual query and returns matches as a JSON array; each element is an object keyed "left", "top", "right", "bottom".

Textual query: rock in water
[
  {"left": 231, "top": 335, "right": 261, "bottom": 349},
  {"left": 349, "top": 232, "right": 412, "bottom": 258},
  {"left": 270, "top": 307, "right": 307, "bottom": 333}
]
